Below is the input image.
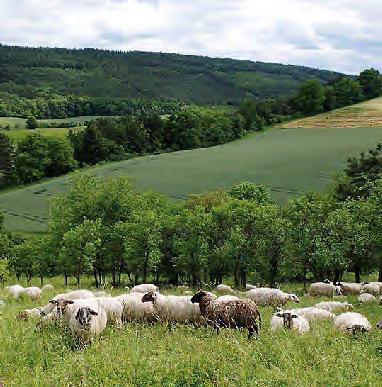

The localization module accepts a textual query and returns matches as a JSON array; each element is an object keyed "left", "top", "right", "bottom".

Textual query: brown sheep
[{"left": 191, "top": 290, "right": 261, "bottom": 338}]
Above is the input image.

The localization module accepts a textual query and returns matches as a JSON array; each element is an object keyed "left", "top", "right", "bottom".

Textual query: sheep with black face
[
  {"left": 191, "top": 290, "right": 261, "bottom": 338},
  {"left": 270, "top": 310, "right": 310, "bottom": 334}
]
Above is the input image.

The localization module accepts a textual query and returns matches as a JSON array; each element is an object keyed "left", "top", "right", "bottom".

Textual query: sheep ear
[
  {"left": 292, "top": 314, "right": 299, "bottom": 319},
  {"left": 89, "top": 309, "right": 98, "bottom": 316},
  {"left": 276, "top": 313, "right": 283, "bottom": 317}
]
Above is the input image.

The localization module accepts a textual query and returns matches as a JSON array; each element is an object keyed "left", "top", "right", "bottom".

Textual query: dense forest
[{"left": 0, "top": 44, "right": 342, "bottom": 111}]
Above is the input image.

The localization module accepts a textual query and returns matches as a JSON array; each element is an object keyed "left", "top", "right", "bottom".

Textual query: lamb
[
  {"left": 333, "top": 312, "right": 372, "bottom": 334},
  {"left": 357, "top": 293, "right": 377, "bottom": 303},
  {"left": 288, "top": 307, "right": 335, "bottom": 322},
  {"left": 216, "top": 284, "right": 233, "bottom": 293},
  {"left": 246, "top": 288, "right": 299, "bottom": 306},
  {"left": 314, "top": 301, "right": 353, "bottom": 313},
  {"left": 96, "top": 297, "right": 123, "bottom": 327},
  {"left": 361, "top": 282, "right": 382, "bottom": 296},
  {"left": 309, "top": 282, "right": 342, "bottom": 298},
  {"left": 339, "top": 282, "right": 362, "bottom": 295},
  {"left": 115, "top": 293, "right": 156, "bottom": 322},
  {"left": 130, "top": 284, "right": 159, "bottom": 294},
  {"left": 5, "top": 284, "right": 24, "bottom": 298},
  {"left": 41, "top": 284, "right": 54, "bottom": 292},
  {"left": 24, "top": 287, "right": 42, "bottom": 301},
  {"left": 246, "top": 284, "right": 257, "bottom": 291},
  {"left": 270, "top": 310, "right": 310, "bottom": 333},
  {"left": 68, "top": 303, "right": 107, "bottom": 344},
  {"left": 17, "top": 307, "right": 43, "bottom": 320},
  {"left": 191, "top": 290, "right": 261, "bottom": 338},
  {"left": 141, "top": 292, "right": 202, "bottom": 325}
]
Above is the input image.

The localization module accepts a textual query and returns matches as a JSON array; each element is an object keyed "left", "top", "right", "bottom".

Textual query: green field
[
  {"left": 0, "top": 127, "right": 76, "bottom": 141},
  {"left": 1, "top": 125, "right": 381, "bottom": 232},
  {"left": 1, "top": 279, "right": 381, "bottom": 386}
]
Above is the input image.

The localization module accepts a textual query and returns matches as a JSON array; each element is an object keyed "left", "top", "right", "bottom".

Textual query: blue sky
[{"left": 1, "top": 0, "right": 381, "bottom": 74}]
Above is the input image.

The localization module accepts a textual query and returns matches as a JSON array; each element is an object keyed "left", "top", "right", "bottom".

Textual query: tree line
[{"left": 2, "top": 143, "right": 382, "bottom": 288}]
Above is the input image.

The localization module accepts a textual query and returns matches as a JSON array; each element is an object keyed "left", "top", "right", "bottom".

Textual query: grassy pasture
[
  {"left": 281, "top": 97, "right": 382, "bottom": 129},
  {"left": 1, "top": 278, "right": 382, "bottom": 386},
  {"left": 0, "top": 125, "right": 381, "bottom": 232},
  {"left": 0, "top": 127, "right": 78, "bottom": 141}
]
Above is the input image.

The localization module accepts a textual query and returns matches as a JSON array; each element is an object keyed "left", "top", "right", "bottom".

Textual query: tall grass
[{"left": 1, "top": 279, "right": 382, "bottom": 386}]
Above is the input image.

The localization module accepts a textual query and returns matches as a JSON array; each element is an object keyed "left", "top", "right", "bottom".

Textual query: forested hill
[{"left": 0, "top": 44, "right": 342, "bottom": 104}]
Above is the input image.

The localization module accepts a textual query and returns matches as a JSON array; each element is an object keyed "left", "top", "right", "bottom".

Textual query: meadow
[
  {"left": 1, "top": 277, "right": 382, "bottom": 386},
  {"left": 0, "top": 125, "right": 381, "bottom": 232}
]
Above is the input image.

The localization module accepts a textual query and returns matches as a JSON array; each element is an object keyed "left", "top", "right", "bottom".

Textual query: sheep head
[
  {"left": 191, "top": 291, "right": 208, "bottom": 304},
  {"left": 276, "top": 311, "right": 299, "bottom": 329},
  {"left": 141, "top": 292, "right": 157, "bottom": 303},
  {"left": 75, "top": 307, "right": 98, "bottom": 327},
  {"left": 49, "top": 299, "right": 74, "bottom": 318}
]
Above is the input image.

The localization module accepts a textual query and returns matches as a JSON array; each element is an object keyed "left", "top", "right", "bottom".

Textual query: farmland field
[
  {"left": 0, "top": 125, "right": 381, "bottom": 232},
  {"left": 1, "top": 278, "right": 382, "bottom": 386},
  {"left": 0, "top": 127, "right": 78, "bottom": 141}
]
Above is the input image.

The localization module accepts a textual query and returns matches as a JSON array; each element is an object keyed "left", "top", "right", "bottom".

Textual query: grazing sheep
[
  {"left": 16, "top": 307, "right": 43, "bottom": 320},
  {"left": 115, "top": 293, "right": 156, "bottom": 322},
  {"left": 246, "top": 288, "right": 299, "bottom": 306},
  {"left": 314, "top": 301, "right": 353, "bottom": 313},
  {"left": 191, "top": 290, "right": 261, "bottom": 338},
  {"left": 96, "top": 297, "right": 123, "bottom": 327},
  {"left": 339, "top": 282, "right": 362, "bottom": 295},
  {"left": 309, "top": 282, "right": 342, "bottom": 298},
  {"left": 246, "top": 284, "right": 257, "bottom": 291},
  {"left": 5, "top": 284, "right": 24, "bottom": 298},
  {"left": 216, "top": 295, "right": 240, "bottom": 302},
  {"left": 141, "top": 292, "right": 201, "bottom": 325},
  {"left": 24, "top": 287, "right": 42, "bottom": 301},
  {"left": 69, "top": 304, "right": 108, "bottom": 344},
  {"left": 361, "top": 282, "right": 382, "bottom": 296},
  {"left": 270, "top": 310, "right": 310, "bottom": 333},
  {"left": 333, "top": 312, "right": 372, "bottom": 334},
  {"left": 288, "top": 307, "right": 335, "bottom": 322},
  {"left": 131, "top": 284, "right": 159, "bottom": 294},
  {"left": 41, "top": 284, "right": 54, "bottom": 292},
  {"left": 216, "top": 284, "right": 233, "bottom": 293},
  {"left": 357, "top": 293, "right": 377, "bottom": 303}
]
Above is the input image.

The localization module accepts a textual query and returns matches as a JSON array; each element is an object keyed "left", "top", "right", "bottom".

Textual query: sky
[{"left": 0, "top": 0, "right": 381, "bottom": 74}]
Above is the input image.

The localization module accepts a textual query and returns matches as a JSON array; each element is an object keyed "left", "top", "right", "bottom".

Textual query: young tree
[
  {"left": 358, "top": 68, "right": 382, "bottom": 99},
  {"left": 26, "top": 116, "right": 38, "bottom": 129},
  {"left": 294, "top": 79, "right": 325, "bottom": 114},
  {"left": 0, "top": 132, "right": 16, "bottom": 187}
]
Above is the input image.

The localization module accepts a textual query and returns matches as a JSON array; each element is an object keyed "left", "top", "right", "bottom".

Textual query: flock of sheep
[{"left": 1, "top": 279, "right": 382, "bottom": 345}]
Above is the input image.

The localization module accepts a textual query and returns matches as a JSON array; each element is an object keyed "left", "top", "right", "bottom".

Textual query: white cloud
[{"left": 0, "top": 0, "right": 380, "bottom": 74}]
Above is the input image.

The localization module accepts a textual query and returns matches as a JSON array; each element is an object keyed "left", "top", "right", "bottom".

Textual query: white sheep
[
  {"left": 68, "top": 302, "right": 108, "bottom": 344},
  {"left": 93, "top": 291, "right": 111, "bottom": 297},
  {"left": 246, "top": 288, "right": 300, "bottom": 306},
  {"left": 41, "top": 284, "right": 54, "bottom": 292},
  {"left": 5, "top": 284, "right": 24, "bottom": 298},
  {"left": 216, "top": 284, "right": 233, "bottom": 293},
  {"left": 270, "top": 310, "right": 310, "bottom": 333},
  {"left": 130, "top": 284, "right": 159, "bottom": 294},
  {"left": 96, "top": 297, "right": 123, "bottom": 327},
  {"left": 115, "top": 293, "right": 156, "bottom": 322},
  {"left": 288, "top": 307, "right": 335, "bottom": 322},
  {"left": 361, "top": 282, "right": 382, "bottom": 296},
  {"left": 309, "top": 282, "right": 342, "bottom": 298},
  {"left": 246, "top": 284, "right": 257, "bottom": 291},
  {"left": 141, "top": 292, "right": 202, "bottom": 325},
  {"left": 333, "top": 312, "right": 372, "bottom": 334},
  {"left": 24, "top": 287, "right": 42, "bottom": 300},
  {"left": 314, "top": 301, "right": 353, "bottom": 313},
  {"left": 339, "top": 282, "right": 362, "bottom": 295},
  {"left": 357, "top": 293, "right": 377, "bottom": 303}
]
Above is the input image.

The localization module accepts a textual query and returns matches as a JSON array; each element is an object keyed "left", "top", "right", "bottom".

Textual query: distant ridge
[{"left": 0, "top": 44, "right": 343, "bottom": 104}]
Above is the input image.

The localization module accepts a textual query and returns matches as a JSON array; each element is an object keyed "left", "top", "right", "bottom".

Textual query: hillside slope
[
  {"left": 0, "top": 45, "right": 342, "bottom": 104},
  {"left": 1, "top": 124, "right": 381, "bottom": 232},
  {"left": 280, "top": 97, "right": 382, "bottom": 128}
]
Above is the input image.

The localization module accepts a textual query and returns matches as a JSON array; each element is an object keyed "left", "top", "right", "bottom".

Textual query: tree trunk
[
  {"left": 303, "top": 261, "right": 308, "bottom": 292},
  {"left": 142, "top": 252, "right": 149, "bottom": 283},
  {"left": 64, "top": 272, "right": 68, "bottom": 286},
  {"left": 155, "top": 271, "right": 160, "bottom": 285},
  {"left": 379, "top": 266, "right": 382, "bottom": 282},
  {"left": 94, "top": 270, "right": 99, "bottom": 288},
  {"left": 112, "top": 270, "right": 116, "bottom": 287},
  {"left": 40, "top": 276, "right": 43, "bottom": 286},
  {"left": 77, "top": 276, "right": 80, "bottom": 286},
  {"left": 240, "top": 270, "right": 247, "bottom": 289},
  {"left": 354, "top": 265, "right": 361, "bottom": 283}
]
